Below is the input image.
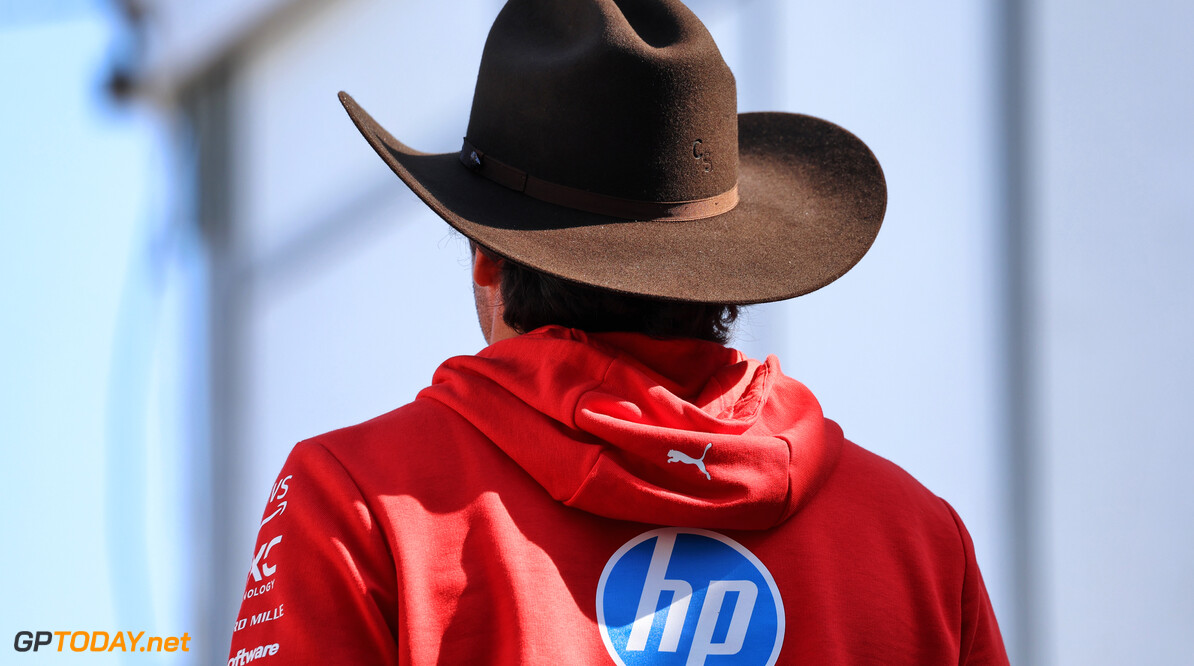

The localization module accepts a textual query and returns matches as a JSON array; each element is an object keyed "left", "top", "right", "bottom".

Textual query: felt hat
[{"left": 340, "top": 0, "right": 886, "bottom": 304}]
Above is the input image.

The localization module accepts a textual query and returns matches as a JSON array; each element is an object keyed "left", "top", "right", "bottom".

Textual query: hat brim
[{"left": 339, "top": 91, "right": 886, "bottom": 305}]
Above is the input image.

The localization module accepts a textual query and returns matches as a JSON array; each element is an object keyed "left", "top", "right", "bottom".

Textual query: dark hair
[{"left": 475, "top": 244, "right": 739, "bottom": 344}]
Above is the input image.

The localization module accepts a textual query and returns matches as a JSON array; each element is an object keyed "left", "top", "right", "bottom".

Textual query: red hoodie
[{"left": 229, "top": 326, "right": 1007, "bottom": 665}]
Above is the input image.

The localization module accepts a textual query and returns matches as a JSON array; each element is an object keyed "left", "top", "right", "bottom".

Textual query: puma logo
[{"left": 667, "top": 443, "right": 713, "bottom": 480}]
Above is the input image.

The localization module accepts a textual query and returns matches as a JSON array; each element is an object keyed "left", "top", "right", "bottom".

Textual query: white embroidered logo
[{"left": 667, "top": 443, "right": 713, "bottom": 480}]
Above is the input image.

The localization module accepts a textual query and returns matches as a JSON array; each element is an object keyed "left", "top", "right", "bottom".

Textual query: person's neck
[{"left": 486, "top": 318, "right": 520, "bottom": 345}]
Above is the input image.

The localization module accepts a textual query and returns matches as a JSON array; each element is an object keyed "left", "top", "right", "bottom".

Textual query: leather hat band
[{"left": 459, "top": 139, "right": 738, "bottom": 222}]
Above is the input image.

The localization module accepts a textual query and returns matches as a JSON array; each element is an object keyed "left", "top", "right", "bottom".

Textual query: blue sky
[{"left": 0, "top": 6, "right": 170, "bottom": 655}]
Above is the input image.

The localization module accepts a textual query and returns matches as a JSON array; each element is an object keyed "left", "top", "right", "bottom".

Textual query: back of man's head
[{"left": 474, "top": 243, "right": 739, "bottom": 344}]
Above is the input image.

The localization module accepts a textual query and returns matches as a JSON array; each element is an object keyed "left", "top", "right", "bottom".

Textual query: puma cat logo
[{"left": 667, "top": 443, "right": 713, "bottom": 480}]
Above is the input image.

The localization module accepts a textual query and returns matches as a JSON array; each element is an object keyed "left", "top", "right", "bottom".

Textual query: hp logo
[{"left": 596, "top": 528, "right": 784, "bottom": 666}]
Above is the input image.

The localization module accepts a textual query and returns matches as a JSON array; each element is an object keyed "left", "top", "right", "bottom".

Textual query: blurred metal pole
[
  {"left": 996, "top": 0, "right": 1042, "bottom": 662},
  {"left": 183, "top": 59, "right": 240, "bottom": 666}
]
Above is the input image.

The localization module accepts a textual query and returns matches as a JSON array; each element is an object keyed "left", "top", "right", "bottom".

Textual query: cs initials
[{"left": 692, "top": 140, "right": 713, "bottom": 173}]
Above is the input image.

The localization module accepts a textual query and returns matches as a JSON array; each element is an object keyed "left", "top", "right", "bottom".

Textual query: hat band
[{"left": 459, "top": 139, "right": 738, "bottom": 222}]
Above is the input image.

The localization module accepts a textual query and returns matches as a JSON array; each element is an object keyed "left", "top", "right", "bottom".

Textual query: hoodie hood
[{"left": 419, "top": 326, "right": 843, "bottom": 530}]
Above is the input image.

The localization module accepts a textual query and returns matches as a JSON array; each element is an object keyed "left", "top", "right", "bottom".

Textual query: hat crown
[{"left": 465, "top": 0, "right": 739, "bottom": 203}]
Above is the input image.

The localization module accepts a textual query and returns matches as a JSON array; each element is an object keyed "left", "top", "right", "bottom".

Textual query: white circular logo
[{"left": 596, "top": 528, "right": 784, "bottom": 666}]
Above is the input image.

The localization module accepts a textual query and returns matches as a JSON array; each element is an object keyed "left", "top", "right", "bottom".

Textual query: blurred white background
[{"left": 1, "top": 0, "right": 1191, "bottom": 664}]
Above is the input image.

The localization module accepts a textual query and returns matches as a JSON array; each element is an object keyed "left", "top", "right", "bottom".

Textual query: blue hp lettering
[{"left": 596, "top": 528, "right": 784, "bottom": 665}]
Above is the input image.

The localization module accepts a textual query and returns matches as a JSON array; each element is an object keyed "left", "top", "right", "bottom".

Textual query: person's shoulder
[
  {"left": 822, "top": 438, "right": 961, "bottom": 530},
  {"left": 840, "top": 439, "right": 941, "bottom": 492},
  {"left": 316, "top": 396, "right": 462, "bottom": 446},
  {"left": 286, "top": 395, "right": 467, "bottom": 470}
]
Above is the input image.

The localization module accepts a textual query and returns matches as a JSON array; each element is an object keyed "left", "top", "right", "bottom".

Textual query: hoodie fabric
[{"left": 229, "top": 326, "right": 1007, "bottom": 665}]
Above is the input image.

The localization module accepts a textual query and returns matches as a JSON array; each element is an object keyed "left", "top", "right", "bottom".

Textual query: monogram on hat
[{"left": 339, "top": 0, "right": 887, "bottom": 304}]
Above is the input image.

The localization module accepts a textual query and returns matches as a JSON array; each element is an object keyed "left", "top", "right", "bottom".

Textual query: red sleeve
[
  {"left": 228, "top": 440, "right": 400, "bottom": 666},
  {"left": 943, "top": 501, "right": 1010, "bottom": 666}
]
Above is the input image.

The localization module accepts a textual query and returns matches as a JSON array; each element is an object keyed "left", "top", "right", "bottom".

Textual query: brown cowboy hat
[{"left": 340, "top": 0, "right": 886, "bottom": 305}]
